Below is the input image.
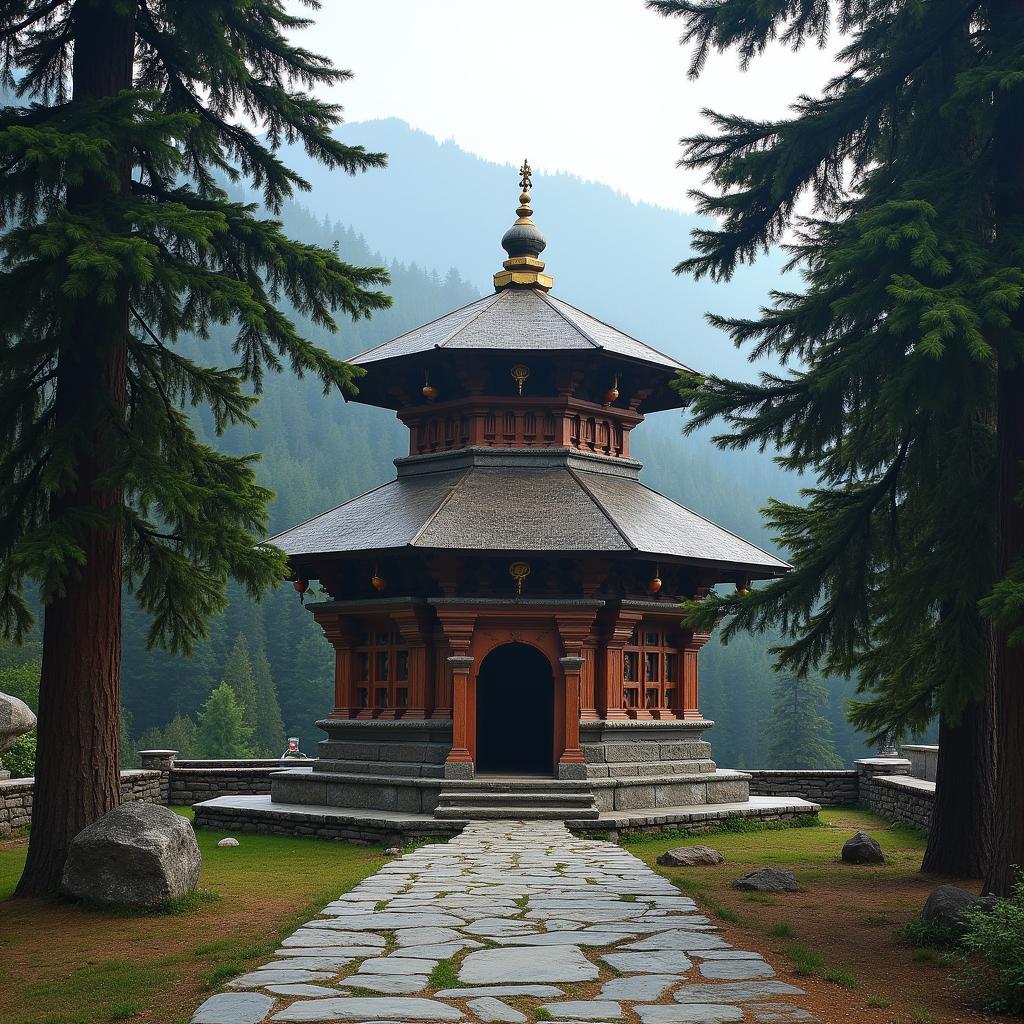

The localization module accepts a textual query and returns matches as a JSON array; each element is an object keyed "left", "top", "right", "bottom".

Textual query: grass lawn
[
  {"left": 625, "top": 808, "right": 998, "bottom": 1024},
  {"left": 0, "top": 809, "right": 386, "bottom": 1024}
]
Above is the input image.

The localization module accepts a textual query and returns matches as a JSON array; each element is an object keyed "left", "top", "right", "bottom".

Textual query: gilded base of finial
[{"left": 494, "top": 256, "right": 553, "bottom": 292}]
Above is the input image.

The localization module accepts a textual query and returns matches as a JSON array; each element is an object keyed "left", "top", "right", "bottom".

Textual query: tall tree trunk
[
  {"left": 14, "top": 0, "right": 136, "bottom": 898},
  {"left": 984, "top": 0, "right": 1024, "bottom": 898},
  {"left": 922, "top": 689, "right": 995, "bottom": 877}
]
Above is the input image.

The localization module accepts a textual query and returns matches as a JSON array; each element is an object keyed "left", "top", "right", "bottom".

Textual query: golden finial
[
  {"left": 509, "top": 560, "right": 531, "bottom": 598},
  {"left": 519, "top": 159, "right": 532, "bottom": 191},
  {"left": 495, "top": 159, "right": 553, "bottom": 292}
]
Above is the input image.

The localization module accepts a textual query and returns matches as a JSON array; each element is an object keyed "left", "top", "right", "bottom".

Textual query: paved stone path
[{"left": 192, "top": 822, "right": 818, "bottom": 1024}]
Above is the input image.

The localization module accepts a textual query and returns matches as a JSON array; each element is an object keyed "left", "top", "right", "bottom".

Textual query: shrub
[
  {"left": 895, "top": 916, "right": 963, "bottom": 950},
  {"left": 957, "top": 877, "right": 1024, "bottom": 1014},
  {"left": 0, "top": 730, "right": 36, "bottom": 778}
]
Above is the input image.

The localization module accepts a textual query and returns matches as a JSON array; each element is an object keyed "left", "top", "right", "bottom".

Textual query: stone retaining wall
[
  {"left": 0, "top": 768, "right": 162, "bottom": 838},
  {"left": 862, "top": 774, "right": 934, "bottom": 831},
  {"left": 745, "top": 769, "right": 859, "bottom": 806},
  {"left": 139, "top": 751, "right": 290, "bottom": 804}
]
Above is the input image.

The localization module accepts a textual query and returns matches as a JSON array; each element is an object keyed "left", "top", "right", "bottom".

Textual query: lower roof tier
[{"left": 270, "top": 447, "right": 789, "bottom": 578}]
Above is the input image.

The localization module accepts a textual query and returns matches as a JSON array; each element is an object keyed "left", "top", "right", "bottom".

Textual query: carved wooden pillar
[
  {"left": 599, "top": 608, "right": 643, "bottom": 719},
  {"left": 681, "top": 630, "right": 710, "bottom": 720},
  {"left": 435, "top": 608, "right": 477, "bottom": 776},
  {"left": 558, "top": 656, "right": 586, "bottom": 777},
  {"left": 311, "top": 610, "right": 358, "bottom": 719}
]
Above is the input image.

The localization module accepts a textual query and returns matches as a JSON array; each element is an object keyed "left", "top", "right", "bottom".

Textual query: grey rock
[
  {"left": 263, "top": 984, "right": 338, "bottom": 997},
  {"left": 466, "top": 997, "right": 528, "bottom": 1023},
  {"left": 699, "top": 959, "right": 775, "bottom": 980},
  {"left": 601, "top": 951, "right": 692, "bottom": 974},
  {"left": 338, "top": 975, "right": 430, "bottom": 994},
  {"left": 620, "top": 931, "right": 728, "bottom": 952},
  {"left": 359, "top": 957, "right": 439, "bottom": 975},
  {"left": 656, "top": 846, "right": 724, "bottom": 868},
  {"left": 229, "top": 970, "right": 334, "bottom": 988},
  {"left": 731, "top": 869, "right": 801, "bottom": 893},
  {"left": 0, "top": 691, "right": 35, "bottom": 756},
  {"left": 192, "top": 992, "right": 274, "bottom": 1024},
  {"left": 218, "top": 837, "right": 240, "bottom": 848},
  {"left": 635, "top": 1006, "right": 743, "bottom": 1024},
  {"left": 394, "top": 926, "right": 463, "bottom": 946},
  {"left": 435, "top": 987, "right": 565, "bottom": 998},
  {"left": 675, "top": 982, "right": 805, "bottom": 1003},
  {"left": 599, "top": 976, "right": 683, "bottom": 1000},
  {"left": 921, "top": 884, "right": 996, "bottom": 936},
  {"left": 841, "top": 832, "right": 884, "bottom": 864},
  {"left": 60, "top": 802, "right": 201, "bottom": 910},
  {"left": 459, "top": 945, "right": 598, "bottom": 983},
  {"left": 690, "top": 949, "right": 767, "bottom": 960},
  {"left": 542, "top": 1002, "right": 622, "bottom": 1020},
  {"left": 271, "top": 997, "right": 463, "bottom": 1021}
]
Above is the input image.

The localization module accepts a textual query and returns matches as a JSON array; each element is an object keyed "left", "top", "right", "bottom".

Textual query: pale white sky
[{"left": 296, "top": 1, "right": 842, "bottom": 213}]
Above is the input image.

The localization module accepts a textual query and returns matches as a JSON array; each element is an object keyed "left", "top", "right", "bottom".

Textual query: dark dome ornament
[{"left": 493, "top": 159, "right": 554, "bottom": 292}]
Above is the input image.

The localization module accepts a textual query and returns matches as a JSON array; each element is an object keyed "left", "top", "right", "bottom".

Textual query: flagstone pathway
[{"left": 192, "top": 822, "right": 819, "bottom": 1024}]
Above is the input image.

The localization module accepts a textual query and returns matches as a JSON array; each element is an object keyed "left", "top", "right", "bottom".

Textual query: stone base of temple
[
  {"left": 193, "top": 793, "right": 821, "bottom": 842},
  {"left": 267, "top": 716, "right": 751, "bottom": 819}
]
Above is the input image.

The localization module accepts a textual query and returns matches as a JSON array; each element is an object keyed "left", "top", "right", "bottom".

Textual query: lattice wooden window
[
  {"left": 354, "top": 629, "right": 410, "bottom": 714},
  {"left": 622, "top": 625, "right": 679, "bottom": 713}
]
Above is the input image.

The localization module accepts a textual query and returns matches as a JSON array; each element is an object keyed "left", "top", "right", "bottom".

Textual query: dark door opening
[{"left": 475, "top": 642, "right": 554, "bottom": 775}]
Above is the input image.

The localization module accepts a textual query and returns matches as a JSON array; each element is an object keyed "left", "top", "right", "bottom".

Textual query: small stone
[
  {"left": 841, "top": 832, "right": 884, "bottom": 864},
  {"left": 192, "top": 992, "right": 274, "bottom": 1024},
  {"left": 636, "top": 1006, "right": 743, "bottom": 1024},
  {"left": 599, "top": 976, "right": 683, "bottom": 1000},
  {"left": 542, "top": 1001, "right": 622, "bottom": 1020},
  {"left": 656, "top": 846, "right": 725, "bottom": 868},
  {"left": 459, "top": 945, "right": 598, "bottom": 984},
  {"left": 699, "top": 959, "right": 775, "bottom": 980},
  {"left": 435, "top": 987, "right": 565, "bottom": 998},
  {"left": 385, "top": 847, "right": 402, "bottom": 856},
  {"left": 731, "top": 869, "right": 801, "bottom": 893},
  {"left": 218, "top": 837, "right": 240, "bottom": 848},
  {"left": 601, "top": 951, "right": 692, "bottom": 974},
  {"left": 271, "top": 997, "right": 463, "bottom": 1021},
  {"left": 675, "top": 982, "right": 805, "bottom": 1003},
  {"left": 466, "top": 997, "right": 528, "bottom": 1023},
  {"left": 338, "top": 975, "right": 430, "bottom": 994},
  {"left": 61, "top": 802, "right": 201, "bottom": 910},
  {"left": 921, "top": 884, "right": 997, "bottom": 936},
  {"left": 229, "top": 969, "right": 334, "bottom": 988}
]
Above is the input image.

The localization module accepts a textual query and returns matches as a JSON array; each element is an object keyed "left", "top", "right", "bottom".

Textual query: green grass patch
[
  {"left": 912, "top": 947, "right": 936, "bottom": 963},
  {"left": 784, "top": 943, "right": 825, "bottom": 976},
  {"left": 823, "top": 967, "right": 858, "bottom": 989},
  {"left": 895, "top": 916, "right": 963, "bottom": 950},
  {"left": 714, "top": 905, "right": 741, "bottom": 924},
  {"left": 429, "top": 959, "right": 460, "bottom": 991},
  {"left": 866, "top": 996, "right": 892, "bottom": 1008},
  {"left": 534, "top": 1009, "right": 554, "bottom": 1021},
  {"left": 768, "top": 922, "right": 793, "bottom": 938}
]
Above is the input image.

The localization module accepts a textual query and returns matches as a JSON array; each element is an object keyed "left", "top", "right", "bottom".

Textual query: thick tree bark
[
  {"left": 14, "top": 0, "right": 136, "bottom": 898},
  {"left": 922, "top": 691, "right": 995, "bottom": 877},
  {"left": 984, "top": 0, "right": 1024, "bottom": 898}
]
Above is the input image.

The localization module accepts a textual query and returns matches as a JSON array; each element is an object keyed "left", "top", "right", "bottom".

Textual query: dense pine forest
[{"left": 1, "top": 122, "right": 885, "bottom": 770}]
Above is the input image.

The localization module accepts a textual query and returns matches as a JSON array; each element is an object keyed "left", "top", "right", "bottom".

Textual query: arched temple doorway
[{"left": 475, "top": 642, "right": 554, "bottom": 775}]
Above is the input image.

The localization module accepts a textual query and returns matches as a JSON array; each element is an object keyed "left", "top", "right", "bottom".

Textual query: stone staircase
[{"left": 433, "top": 778, "right": 600, "bottom": 821}]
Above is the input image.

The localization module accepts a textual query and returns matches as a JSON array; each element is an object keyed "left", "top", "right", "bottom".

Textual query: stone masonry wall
[
  {"left": 745, "top": 770, "right": 859, "bottom": 806},
  {"left": 0, "top": 768, "right": 162, "bottom": 838},
  {"left": 862, "top": 774, "right": 934, "bottom": 831}
]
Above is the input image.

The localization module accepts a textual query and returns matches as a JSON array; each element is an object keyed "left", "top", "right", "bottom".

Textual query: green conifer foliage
[
  {"left": 160, "top": 712, "right": 197, "bottom": 758},
  {"left": 222, "top": 633, "right": 257, "bottom": 734},
  {"left": 650, "top": 0, "right": 1023, "bottom": 881},
  {"left": 252, "top": 643, "right": 286, "bottom": 757},
  {"left": 197, "top": 682, "right": 252, "bottom": 759},
  {"left": 0, "top": 0, "right": 390, "bottom": 894},
  {"left": 767, "top": 673, "right": 843, "bottom": 770}
]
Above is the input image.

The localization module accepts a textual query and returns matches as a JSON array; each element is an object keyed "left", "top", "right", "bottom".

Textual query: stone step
[
  {"left": 438, "top": 790, "right": 595, "bottom": 808},
  {"left": 433, "top": 804, "right": 601, "bottom": 821}
]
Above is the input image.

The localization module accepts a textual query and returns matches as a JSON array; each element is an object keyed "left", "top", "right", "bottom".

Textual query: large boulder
[
  {"left": 921, "top": 885, "right": 996, "bottom": 937},
  {"left": 0, "top": 692, "right": 35, "bottom": 756},
  {"left": 657, "top": 845, "right": 725, "bottom": 867},
  {"left": 732, "top": 868, "right": 802, "bottom": 892},
  {"left": 841, "top": 831, "right": 885, "bottom": 864},
  {"left": 61, "top": 802, "right": 201, "bottom": 909}
]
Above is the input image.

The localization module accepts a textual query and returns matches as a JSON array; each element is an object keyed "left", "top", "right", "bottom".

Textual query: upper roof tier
[{"left": 344, "top": 161, "right": 695, "bottom": 415}]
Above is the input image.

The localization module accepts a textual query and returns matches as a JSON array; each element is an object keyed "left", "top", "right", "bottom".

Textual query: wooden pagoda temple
[{"left": 267, "top": 164, "right": 789, "bottom": 820}]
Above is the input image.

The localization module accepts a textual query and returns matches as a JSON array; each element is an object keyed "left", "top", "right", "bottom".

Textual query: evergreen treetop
[{"left": 197, "top": 681, "right": 252, "bottom": 759}]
